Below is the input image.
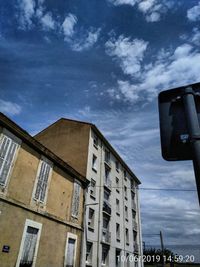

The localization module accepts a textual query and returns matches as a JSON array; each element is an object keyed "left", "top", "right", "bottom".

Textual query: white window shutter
[
  {"left": 34, "top": 159, "right": 52, "bottom": 202},
  {"left": 71, "top": 181, "right": 81, "bottom": 217},
  {"left": 0, "top": 135, "right": 18, "bottom": 186}
]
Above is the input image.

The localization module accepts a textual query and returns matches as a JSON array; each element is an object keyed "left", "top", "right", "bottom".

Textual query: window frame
[
  {"left": 0, "top": 129, "right": 21, "bottom": 189},
  {"left": 16, "top": 219, "right": 42, "bottom": 267},
  {"left": 32, "top": 156, "right": 53, "bottom": 205},
  {"left": 71, "top": 179, "right": 81, "bottom": 218},
  {"left": 92, "top": 154, "right": 98, "bottom": 172},
  {"left": 64, "top": 232, "right": 78, "bottom": 267},
  {"left": 90, "top": 178, "right": 96, "bottom": 199}
]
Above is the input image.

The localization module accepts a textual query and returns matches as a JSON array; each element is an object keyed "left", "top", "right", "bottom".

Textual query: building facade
[
  {"left": 0, "top": 113, "right": 89, "bottom": 267},
  {"left": 35, "top": 118, "right": 143, "bottom": 267}
]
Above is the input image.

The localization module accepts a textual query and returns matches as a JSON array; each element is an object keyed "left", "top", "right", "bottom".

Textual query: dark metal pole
[
  {"left": 160, "top": 231, "right": 165, "bottom": 267},
  {"left": 183, "top": 87, "right": 200, "bottom": 205}
]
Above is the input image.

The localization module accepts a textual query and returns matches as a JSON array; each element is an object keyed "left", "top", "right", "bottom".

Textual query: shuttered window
[
  {"left": 71, "top": 181, "right": 81, "bottom": 218},
  {"left": 20, "top": 226, "right": 39, "bottom": 267},
  {"left": 66, "top": 238, "right": 76, "bottom": 267},
  {"left": 0, "top": 134, "right": 19, "bottom": 186},
  {"left": 34, "top": 158, "right": 52, "bottom": 203}
]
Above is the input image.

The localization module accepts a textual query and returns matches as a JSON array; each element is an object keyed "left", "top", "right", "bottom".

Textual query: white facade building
[{"left": 84, "top": 128, "right": 143, "bottom": 267}]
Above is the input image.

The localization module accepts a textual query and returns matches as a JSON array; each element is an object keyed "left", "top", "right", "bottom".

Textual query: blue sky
[{"left": 1, "top": 0, "right": 200, "bottom": 253}]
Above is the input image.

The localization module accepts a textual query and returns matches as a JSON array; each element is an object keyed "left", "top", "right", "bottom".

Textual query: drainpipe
[{"left": 97, "top": 139, "right": 103, "bottom": 267}]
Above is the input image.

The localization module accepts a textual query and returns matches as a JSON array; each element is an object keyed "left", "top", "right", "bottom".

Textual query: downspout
[{"left": 97, "top": 139, "right": 103, "bottom": 267}]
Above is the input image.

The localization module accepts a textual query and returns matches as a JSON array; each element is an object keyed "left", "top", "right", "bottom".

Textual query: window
[
  {"left": 124, "top": 170, "right": 127, "bottom": 180},
  {"left": 16, "top": 219, "right": 42, "bottom": 267},
  {"left": 125, "top": 228, "right": 129, "bottom": 245},
  {"left": 0, "top": 132, "right": 20, "bottom": 187},
  {"left": 116, "top": 199, "right": 120, "bottom": 215},
  {"left": 93, "top": 134, "right": 98, "bottom": 148},
  {"left": 103, "top": 214, "right": 110, "bottom": 230},
  {"left": 104, "top": 166, "right": 111, "bottom": 187},
  {"left": 116, "top": 249, "right": 121, "bottom": 267},
  {"left": 115, "top": 161, "right": 119, "bottom": 172},
  {"left": 90, "top": 179, "right": 96, "bottom": 198},
  {"left": 105, "top": 149, "right": 110, "bottom": 165},
  {"left": 71, "top": 180, "right": 81, "bottom": 218},
  {"left": 104, "top": 189, "right": 110, "bottom": 202},
  {"left": 126, "top": 253, "right": 130, "bottom": 267},
  {"left": 86, "top": 242, "right": 93, "bottom": 264},
  {"left": 125, "top": 206, "right": 128, "bottom": 221},
  {"left": 116, "top": 177, "right": 119, "bottom": 186},
  {"left": 102, "top": 245, "right": 109, "bottom": 265},
  {"left": 133, "top": 231, "right": 137, "bottom": 242},
  {"left": 64, "top": 233, "right": 77, "bottom": 267},
  {"left": 33, "top": 157, "right": 52, "bottom": 203},
  {"left": 124, "top": 186, "right": 128, "bottom": 199},
  {"left": 88, "top": 208, "right": 95, "bottom": 230},
  {"left": 92, "top": 154, "right": 97, "bottom": 172},
  {"left": 132, "top": 210, "right": 136, "bottom": 220},
  {"left": 131, "top": 179, "right": 135, "bottom": 191},
  {"left": 131, "top": 192, "right": 136, "bottom": 210},
  {"left": 116, "top": 223, "right": 120, "bottom": 241}
]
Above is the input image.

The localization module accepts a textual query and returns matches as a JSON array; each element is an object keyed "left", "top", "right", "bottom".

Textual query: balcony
[
  {"left": 102, "top": 228, "right": 111, "bottom": 244},
  {"left": 103, "top": 200, "right": 111, "bottom": 215},
  {"left": 131, "top": 184, "right": 136, "bottom": 193},
  {"left": 104, "top": 177, "right": 111, "bottom": 190},
  {"left": 132, "top": 201, "right": 136, "bottom": 211},
  {"left": 133, "top": 220, "right": 138, "bottom": 231},
  {"left": 134, "top": 243, "right": 139, "bottom": 253}
]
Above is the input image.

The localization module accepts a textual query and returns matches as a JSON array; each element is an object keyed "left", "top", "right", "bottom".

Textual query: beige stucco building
[{"left": 0, "top": 113, "right": 89, "bottom": 267}]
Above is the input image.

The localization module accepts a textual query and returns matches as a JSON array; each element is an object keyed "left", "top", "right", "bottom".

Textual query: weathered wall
[
  {"left": 35, "top": 119, "right": 90, "bottom": 177},
  {"left": 0, "top": 201, "right": 82, "bottom": 267},
  {"left": 4, "top": 141, "right": 84, "bottom": 225}
]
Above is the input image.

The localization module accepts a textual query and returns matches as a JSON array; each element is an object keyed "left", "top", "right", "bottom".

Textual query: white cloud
[
  {"left": 191, "top": 28, "right": 200, "bottom": 45},
  {"left": 187, "top": 2, "right": 200, "bottom": 22},
  {"left": 70, "top": 28, "right": 101, "bottom": 51},
  {"left": 108, "top": 0, "right": 137, "bottom": 6},
  {"left": 146, "top": 11, "right": 160, "bottom": 22},
  {"left": 17, "top": 0, "right": 56, "bottom": 31},
  {"left": 62, "top": 14, "right": 77, "bottom": 40},
  {"left": 18, "top": 0, "right": 35, "bottom": 30},
  {"left": 108, "top": 0, "right": 171, "bottom": 22},
  {"left": 105, "top": 35, "right": 148, "bottom": 76},
  {"left": 138, "top": 0, "right": 156, "bottom": 13},
  {"left": 107, "top": 42, "right": 200, "bottom": 103},
  {"left": 40, "top": 12, "right": 56, "bottom": 30},
  {"left": 0, "top": 99, "right": 22, "bottom": 116}
]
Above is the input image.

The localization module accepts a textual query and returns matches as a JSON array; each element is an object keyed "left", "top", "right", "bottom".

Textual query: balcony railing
[
  {"left": 132, "top": 201, "right": 136, "bottom": 210},
  {"left": 104, "top": 177, "right": 111, "bottom": 189},
  {"left": 134, "top": 243, "right": 139, "bottom": 253},
  {"left": 102, "top": 228, "right": 111, "bottom": 244},
  {"left": 131, "top": 184, "right": 136, "bottom": 193},
  {"left": 133, "top": 220, "right": 138, "bottom": 231},
  {"left": 103, "top": 200, "right": 111, "bottom": 215}
]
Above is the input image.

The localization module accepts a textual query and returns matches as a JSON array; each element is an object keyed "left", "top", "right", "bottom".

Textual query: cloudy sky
[{"left": 1, "top": 0, "right": 200, "bottom": 255}]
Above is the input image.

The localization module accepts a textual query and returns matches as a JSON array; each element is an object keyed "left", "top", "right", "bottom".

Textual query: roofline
[
  {"left": 0, "top": 113, "right": 89, "bottom": 188},
  {"left": 41, "top": 117, "right": 141, "bottom": 185},
  {"left": 34, "top": 117, "right": 92, "bottom": 138}
]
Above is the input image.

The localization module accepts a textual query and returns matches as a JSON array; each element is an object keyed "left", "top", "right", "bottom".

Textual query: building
[
  {"left": 0, "top": 113, "right": 89, "bottom": 267},
  {"left": 35, "top": 118, "right": 143, "bottom": 267}
]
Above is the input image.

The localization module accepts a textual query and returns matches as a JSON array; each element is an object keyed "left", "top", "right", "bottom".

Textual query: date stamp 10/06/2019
[{"left": 117, "top": 254, "right": 195, "bottom": 263}]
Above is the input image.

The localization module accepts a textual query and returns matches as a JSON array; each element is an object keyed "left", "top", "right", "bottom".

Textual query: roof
[
  {"left": 0, "top": 112, "right": 89, "bottom": 188},
  {"left": 36, "top": 117, "right": 141, "bottom": 185}
]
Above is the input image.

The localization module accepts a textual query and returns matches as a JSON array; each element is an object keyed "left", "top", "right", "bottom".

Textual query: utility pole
[
  {"left": 160, "top": 231, "right": 165, "bottom": 267},
  {"left": 183, "top": 87, "right": 200, "bottom": 205}
]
